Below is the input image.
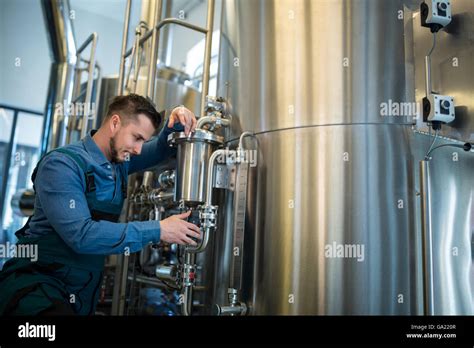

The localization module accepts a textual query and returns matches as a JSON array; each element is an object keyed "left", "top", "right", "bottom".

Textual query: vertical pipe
[
  {"left": 420, "top": 160, "right": 435, "bottom": 315},
  {"left": 118, "top": 0, "right": 132, "bottom": 95},
  {"left": 93, "top": 64, "right": 102, "bottom": 129},
  {"left": 181, "top": 252, "right": 195, "bottom": 316},
  {"left": 424, "top": 55, "right": 431, "bottom": 97},
  {"left": 40, "top": 0, "right": 77, "bottom": 154},
  {"left": 146, "top": 0, "right": 163, "bottom": 99},
  {"left": 160, "top": 0, "right": 173, "bottom": 66},
  {"left": 111, "top": 254, "right": 130, "bottom": 315},
  {"left": 200, "top": 0, "right": 215, "bottom": 117},
  {"left": 81, "top": 33, "right": 98, "bottom": 138}
]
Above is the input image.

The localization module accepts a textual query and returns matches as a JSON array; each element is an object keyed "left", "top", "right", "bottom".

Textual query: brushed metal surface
[
  {"left": 214, "top": 0, "right": 421, "bottom": 315},
  {"left": 217, "top": 0, "right": 414, "bottom": 139},
  {"left": 215, "top": 125, "right": 418, "bottom": 314},
  {"left": 412, "top": 132, "right": 474, "bottom": 315}
]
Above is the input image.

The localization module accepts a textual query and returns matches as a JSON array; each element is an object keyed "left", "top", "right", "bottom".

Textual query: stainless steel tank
[
  {"left": 96, "top": 66, "right": 201, "bottom": 124},
  {"left": 215, "top": 0, "right": 419, "bottom": 314},
  {"left": 168, "top": 130, "right": 223, "bottom": 205}
]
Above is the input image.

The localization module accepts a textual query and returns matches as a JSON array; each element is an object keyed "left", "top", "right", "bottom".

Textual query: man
[{"left": 0, "top": 94, "right": 200, "bottom": 315}]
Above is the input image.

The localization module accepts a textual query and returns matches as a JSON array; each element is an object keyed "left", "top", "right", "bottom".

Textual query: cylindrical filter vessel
[{"left": 168, "top": 130, "right": 223, "bottom": 205}]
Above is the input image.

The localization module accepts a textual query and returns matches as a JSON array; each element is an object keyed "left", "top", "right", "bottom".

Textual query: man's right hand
[{"left": 159, "top": 211, "right": 201, "bottom": 246}]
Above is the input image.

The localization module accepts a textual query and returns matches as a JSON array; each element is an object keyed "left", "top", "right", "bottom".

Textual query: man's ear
[{"left": 109, "top": 114, "right": 121, "bottom": 133}]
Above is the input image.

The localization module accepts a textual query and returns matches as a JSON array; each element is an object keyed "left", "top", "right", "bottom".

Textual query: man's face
[{"left": 109, "top": 113, "right": 155, "bottom": 163}]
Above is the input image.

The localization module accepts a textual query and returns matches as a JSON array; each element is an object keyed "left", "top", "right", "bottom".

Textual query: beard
[{"left": 109, "top": 135, "right": 122, "bottom": 163}]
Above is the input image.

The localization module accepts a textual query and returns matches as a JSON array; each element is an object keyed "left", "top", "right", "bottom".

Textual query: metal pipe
[
  {"left": 41, "top": 0, "right": 77, "bottom": 63},
  {"left": 238, "top": 131, "right": 254, "bottom": 150},
  {"left": 146, "top": 0, "right": 163, "bottom": 99},
  {"left": 131, "top": 24, "right": 150, "bottom": 94},
  {"left": 40, "top": 0, "right": 77, "bottom": 154},
  {"left": 111, "top": 253, "right": 129, "bottom": 315},
  {"left": 186, "top": 226, "right": 211, "bottom": 254},
  {"left": 206, "top": 149, "right": 230, "bottom": 205},
  {"left": 124, "top": 19, "right": 208, "bottom": 58},
  {"left": 181, "top": 252, "right": 196, "bottom": 316},
  {"left": 78, "top": 33, "right": 98, "bottom": 138},
  {"left": 160, "top": 0, "right": 173, "bottom": 66},
  {"left": 182, "top": 285, "right": 193, "bottom": 316},
  {"left": 125, "top": 32, "right": 138, "bottom": 92},
  {"left": 186, "top": 149, "right": 232, "bottom": 254},
  {"left": 214, "top": 304, "right": 247, "bottom": 316},
  {"left": 76, "top": 32, "right": 97, "bottom": 54},
  {"left": 155, "top": 264, "right": 176, "bottom": 282},
  {"left": 424, "top": 55, "right": 431, "bottom": 97},
  {"left": 200, "top": 0, "right": 215, "bottom": 118},
  {"left": 420, "top": 160, "right": 435, "bottom": 315},
  {"left": 117, "top": 0, "right": 132, "bottom": 95},
  {"left": 196, "top": 115, "right": 231, "bottom": 130},
  {"left": 153, "top": 205, "right": 161, "bottom": 220},
  {"left": 93, "top": 63, "right": 102, "bottom": 129}
]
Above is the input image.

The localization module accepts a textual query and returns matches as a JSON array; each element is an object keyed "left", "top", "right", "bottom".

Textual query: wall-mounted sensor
[
  {"left": 420, "top": 0, "right": 452, "bottom": 32},
  {"left": 423, "top": 94, "right": 455, "bottom": 127}
]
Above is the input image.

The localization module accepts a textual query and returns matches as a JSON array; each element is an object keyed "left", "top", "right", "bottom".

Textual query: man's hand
[
  {"left": 168, "top": 106, "right": 197, "bottom": 136},
  {"left": 159, "top": 211, "right": 201, "bottom": 245}
]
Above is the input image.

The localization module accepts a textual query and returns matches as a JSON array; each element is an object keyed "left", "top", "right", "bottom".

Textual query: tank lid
[{"left": 167, "top": 129, "right": 224, "bottom": 146}]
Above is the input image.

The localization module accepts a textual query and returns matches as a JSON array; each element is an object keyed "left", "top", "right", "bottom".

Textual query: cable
[
  {"left": 426, "top": 142, "right": 472, "bottom": 159},
  {"left": 427, "top": 31, "right": 437, "bottom": 57},
  {"left": 424, "top": 129, "right": 439, "bottom": 160}
]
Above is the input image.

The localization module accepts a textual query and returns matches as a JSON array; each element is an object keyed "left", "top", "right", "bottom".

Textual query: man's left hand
[{"left": 168, "top": 106, "right": 197, "bottom": 136}]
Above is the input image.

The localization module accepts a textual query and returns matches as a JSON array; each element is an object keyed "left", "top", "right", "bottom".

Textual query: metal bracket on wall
[{"left": 214, "top": 164, "right": 236, "bottom": 191}]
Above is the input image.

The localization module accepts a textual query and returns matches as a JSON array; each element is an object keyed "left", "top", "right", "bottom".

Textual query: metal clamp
[
  {"left": 199, "top": 204, "right": 218, "bottom": 229},
  {"left": 181, "top": 262, "right": 196, "bottom": 288},
  {"left": 185, "top": 204, "right": 218, "bottom": 253},
  {"left": 125, "top": 22, "right": 149, "bottom": 93}
]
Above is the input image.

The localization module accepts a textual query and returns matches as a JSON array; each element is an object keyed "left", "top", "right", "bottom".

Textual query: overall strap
[{"left": 31, "top": 148, "right": 96, "bottom": 194}]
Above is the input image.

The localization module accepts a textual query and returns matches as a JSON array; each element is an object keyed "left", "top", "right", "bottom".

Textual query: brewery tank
[{"left": 214, "top": 0, "right": 418, "bottom": 315}]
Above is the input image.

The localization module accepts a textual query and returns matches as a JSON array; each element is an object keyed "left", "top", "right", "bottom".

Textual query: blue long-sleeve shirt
[{"left": 25, "top": 121, "right": 182, "bottom": 255}]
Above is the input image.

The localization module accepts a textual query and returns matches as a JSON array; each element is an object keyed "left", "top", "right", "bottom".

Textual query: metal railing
[
  {"left": 117, "top": 0, "right": 215, "bottom": 117},
  {"left": 69, "top": 33, "right": 100, "bottom": 140}
]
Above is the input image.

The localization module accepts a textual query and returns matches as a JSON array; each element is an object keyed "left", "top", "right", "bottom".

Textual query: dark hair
[{"left": 104, "top": 94, "right": 162, "bottom": 129}]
